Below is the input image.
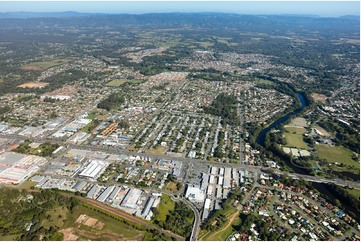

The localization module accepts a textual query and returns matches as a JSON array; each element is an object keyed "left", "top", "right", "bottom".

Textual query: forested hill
[{"left": 0, "top": 12, "right": 359, "bottom": 36}]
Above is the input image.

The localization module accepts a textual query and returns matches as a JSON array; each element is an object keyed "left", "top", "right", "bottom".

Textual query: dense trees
[
  {"left": 97, "top": 91, "right": 125, "bottom": 111},
  {"left": 154, "top": 201, "right": 194, "bottom": 238},
  {"left": 203, "top": 93, "right": 239, "bottom": 125}
]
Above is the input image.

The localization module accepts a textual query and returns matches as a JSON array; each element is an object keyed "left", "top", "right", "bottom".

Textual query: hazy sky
[{"left": 0, "top": 1, "right": 359, "bottom": 17}]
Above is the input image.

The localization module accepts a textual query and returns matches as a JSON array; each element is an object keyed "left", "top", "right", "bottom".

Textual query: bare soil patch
[
  {"left": 59, "top": 228, "right": 79, "bottom": 241},
  {"left": 311, "top": 93, "right": 328, "bottom": 104},
  {"left": 17, "top": 82, "right": 49, "bottom": 89}
]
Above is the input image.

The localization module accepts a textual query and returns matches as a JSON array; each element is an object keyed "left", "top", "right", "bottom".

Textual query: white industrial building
[
  {"left": 209, "top": 175, "right": 215, "bottom": 184},
  {"left": 219, "top": 167, "right": 225, "bottom": 176},
  {"left": 224, "top": 167, "right": 231, "bottom": 178},
  {"left": 78, "top": 160, "right": 109, "bottom": 180},
  {"left": 97, "top": 186, "right": 115, "bottom": 203},
  {"left": 185, "top": 186, "right": 206, "bottom": 202},
  {"left": 210, "top": 166, "right": 217, "bottom": 175},
  {"left": 218, "top": 176, "right": 223, "bottom": 186},
  {"left": 204, "top": 198, "right": 211, "bottom": 209},
  {"left": 121, "top": 188, "right": 142, "bottom": 209},
  {"left": 207, "top": 185, "right": 214, "bottom": 196}
]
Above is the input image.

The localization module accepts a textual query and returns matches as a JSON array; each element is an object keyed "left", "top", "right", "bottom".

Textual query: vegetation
[
  {"left": 317, "top": 118, "right": 360, "bottom": 153},
  {"left": 203, "top": 93, "right": 239, "bottom": 125},
  {"left": 97, "top": 91, "right": 126, "bottom": 111},
  {"left": 152, "top": 195, "right": 194, "bottom": 238},
  {"left": 283, "top": 127, "right": 308, "bottom": 149},
  {"left": 20, "top": 59, "right": 69, "bottom": 71},
  {"left": 315, "top": 144, "right": 359, "bottom": 170},
  {"left": 323, "top": 184, "right": 360, "bottom": 220},
  {"left": 106, "top": 79, "right": 144, "bottom": 87},
  {"left": 13, "top": 141, "right": 59, "bottom": 157}
]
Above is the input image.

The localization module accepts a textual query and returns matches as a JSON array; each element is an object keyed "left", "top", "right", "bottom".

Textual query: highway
[{"left": 0, "top": 133, "right": 359, "bottom": 189}]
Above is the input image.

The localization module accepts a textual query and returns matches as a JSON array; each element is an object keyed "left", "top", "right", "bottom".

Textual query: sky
[{"left": 0, "top": 1, "right": 359, "bottom": 17}]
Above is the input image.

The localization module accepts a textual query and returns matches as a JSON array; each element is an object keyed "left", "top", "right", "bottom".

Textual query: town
[{"left": 0, "top": 11, "right": 359, "bottom": 241}]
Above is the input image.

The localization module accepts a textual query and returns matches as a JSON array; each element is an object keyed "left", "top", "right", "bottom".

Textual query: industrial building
[
  {"left": 121, "top": 188, "right": 142, "bottom": 209},
  {"left": 224, "top": 167, "right": 231, "bottom": 178},
  {"left": 209, "top": 175, "right": 215, "bottom": 184},
  {"left": 78, "top": 160, "right": 109, "bottom": 180},
  {"left": 218, "top": 176, "right": 223, "bottom": 186},
  {"left": 210, "top": 166, "right": 217, "bottom": 175},
  {"left": 185, "top": 185, "right": 206, "bottom": 202},
  {"left": 141, "top": 197, "right": 155, "bottom": 220},
  {"left": 0, "top": 152, "right": 47, "bottom": 184},
  {"left": 87, "top": 184, "right": 101, "bottom": 199},
  {"left": 97, "top": 186, "right": 115, "bottom": 203},
  {"left": 73, "top": 181, "right": 87, "bottom": 192}
]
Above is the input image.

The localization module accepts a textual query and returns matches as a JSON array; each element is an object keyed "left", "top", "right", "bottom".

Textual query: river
[
  {"left": 255, "top": 92, "right": 359, "bottom": 220},
  {"left": 256, "top": 92, "right": 310, "bottom": 175}
]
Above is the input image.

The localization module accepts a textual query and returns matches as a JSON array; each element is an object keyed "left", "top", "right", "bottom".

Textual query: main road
[{"left": 0, "top": 133, "right": 359, "bottom": 189}]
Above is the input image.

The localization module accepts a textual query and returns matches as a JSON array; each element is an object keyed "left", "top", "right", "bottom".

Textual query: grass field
[
  {"left": 254, "top": 78, "right": 275, "bottom": 86},
  {"left": 106, "top": 79, "right": 144, "bottom": 87},
  {"left": 200, "top": 206, "right": 238, "bottom": 241},
  {"left": 63, "top": 203, "right": 145, "bottom": 240},
  {"left": 42, "top": 207, "right": 67, "bottom": 229},
  {"left": 17, "top": 180, "right": 38, "bottom": 190},
  {"left": 284, "top": 127, "right": 308, "bottom": 149},
  {"left": 153, "top": 194, "right": 175, "bottom": 222},
  {"left": 315, "top": 144, "right": 359, "bottom": 169},
  {"left": 80, "top": 120, "right": 99, "bottom": 133},
  {"left": 20, "top": 59, "right": 69, "bottom": 71},
  {"left": 198, "top": 41, "right": 213, "bottom": 47},
  {"left": 146, "top": 146, "right": 167, "bottom": 155}
]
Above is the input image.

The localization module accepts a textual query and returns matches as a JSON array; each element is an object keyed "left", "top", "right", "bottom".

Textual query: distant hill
[
  {"left": 0, "top": 11, "right": 103, "bottom": 19},
  {"left": 0, "top": 12, "right": 358, "bottom": 35}
]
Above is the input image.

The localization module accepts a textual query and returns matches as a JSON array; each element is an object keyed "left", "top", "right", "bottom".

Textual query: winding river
[
  {"left": 256, "top": 92, "right": 309, "bottom": 175},
  {"left": 255, "top": 92, "right": 359, "bottom": 220}
]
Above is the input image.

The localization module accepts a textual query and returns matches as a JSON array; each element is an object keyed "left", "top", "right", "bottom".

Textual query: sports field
[
  {"left": 284, "top": 126, "right": 308, "bottom": 149},
  {"left": 315, "top": 144, "right": 359, "bottom": 169}
]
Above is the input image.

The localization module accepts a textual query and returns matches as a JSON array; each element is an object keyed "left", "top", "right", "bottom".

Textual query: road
[{"left": 1, "top": 133, "right": 359, "bottom": 189}]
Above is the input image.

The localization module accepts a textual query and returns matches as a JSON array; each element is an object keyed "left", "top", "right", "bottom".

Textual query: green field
[
  {"left": 153, "top": 194, "right": 175, "bottom": 222},
  {"left": 284, "top": 127, "right": 308, "bottom": 149},
  {"left": 200, "top": 206, "right": 238, "bottom": 241},
  {"left": 198, "top": 41, "right": 213, "bottom": 47},
  {"left": 42, "top": 207, "right": 67, "bottom": 229},
  {"left": 106, "top": 79, "right": 144, "bottom": 87},
  {"left": 202, "top": 217, "right": 240, "bottom": 241},
  {"left": 80, "top": 120, "right": 99, "bottom": 133},
  {"left": 315, "top": 144, "right": 359, "bottom": 169},
  {"left": 20, "top": 59, "right": 69, "bottom": 71},
  {"left": 254, "top": 78, "right": 275, "bottom": 86},
  {"left": 63, "top": 203, "right": 146, "bottom": 240}
]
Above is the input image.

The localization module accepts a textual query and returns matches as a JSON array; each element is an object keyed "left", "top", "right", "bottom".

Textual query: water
[
  {"left": 255, "top": 92, "right": 359, "bottom": 219},
  {"left": 256, "top": 92, "right": 310, "bottom": 175}
]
